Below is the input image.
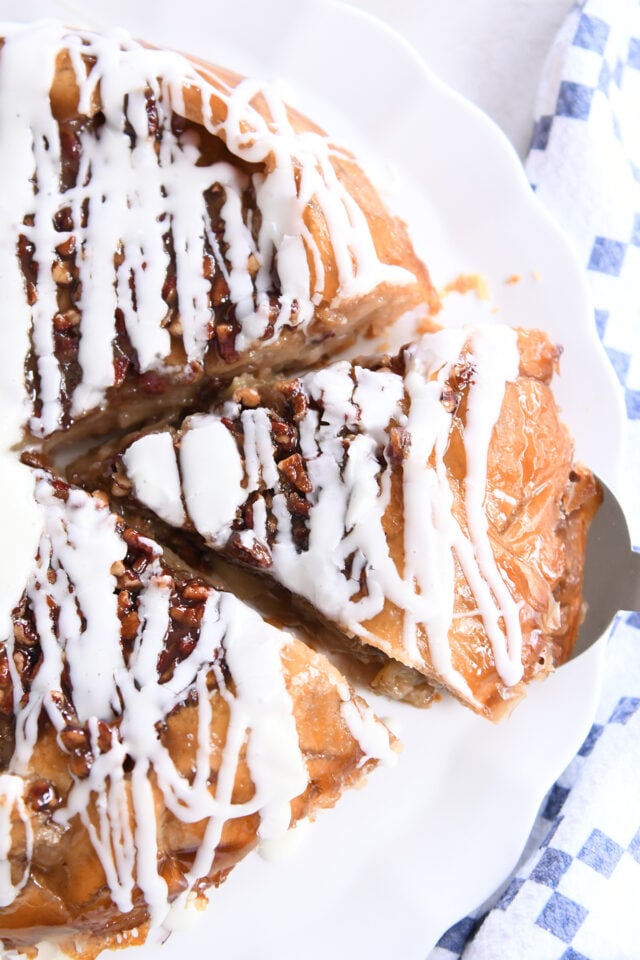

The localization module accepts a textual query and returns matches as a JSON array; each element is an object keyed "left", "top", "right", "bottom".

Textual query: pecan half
[{"left": 278, "top": 453, "right": 312, "bottom": 493}]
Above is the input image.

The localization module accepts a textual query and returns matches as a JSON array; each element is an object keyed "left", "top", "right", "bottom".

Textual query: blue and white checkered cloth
[{"left": 429, "top": 2, "right": 640, "bottom": 958}]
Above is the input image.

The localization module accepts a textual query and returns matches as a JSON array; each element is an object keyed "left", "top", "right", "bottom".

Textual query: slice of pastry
[
  {"left": 0, "top": 471, "right": 396, "bottom": 956},
  {"left": 85, "top": 324, "right": 601, "bottom": 721},
  {"left": 0, "top": 21, "right": 436, "bottom": 447}
]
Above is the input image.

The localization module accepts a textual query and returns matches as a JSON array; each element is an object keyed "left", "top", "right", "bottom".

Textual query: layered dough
[
  {"left": 0, "top": 472, "right": 395, "bottom": 955},
  {"left": 91, "top": 325, "right": 601, "bottom": 721}
]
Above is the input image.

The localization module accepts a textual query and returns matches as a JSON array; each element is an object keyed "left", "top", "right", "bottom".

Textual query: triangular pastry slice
[
  {"left": 86, "top": 324, "right": 601, "bottom": 721},
  {"left": 0, "top": 21, "right": 436, "bottom": 448},
  {"left": 0, "top": 471, "right": 396, "bottom": 956}
]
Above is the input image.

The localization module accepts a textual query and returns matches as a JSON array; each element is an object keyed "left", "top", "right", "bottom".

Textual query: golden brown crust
[{"left": 177, "top": 53, "right": 437, "bottom": 313}]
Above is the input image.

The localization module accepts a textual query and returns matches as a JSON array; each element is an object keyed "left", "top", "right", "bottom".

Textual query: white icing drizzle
[
  {"left": 178, "top": 415, "right": 246, "bottom": 543},
  {"left": 339, "top": 694, "right": 399, "bottom": 765},
  {"left": 451, "top": 327, "right": 524, "bottom": 685},
  {"left": 0, "top": 473, "right": 393, "bottom": 922},
  {"left": 122, "top": 432, "right": 186, "bottom": 527},
  {"left": 123, "top": 326, "right": 525, "bottom": 699},
  {"left": 0, "top": 776, "right": 33, "bottom": 908}
]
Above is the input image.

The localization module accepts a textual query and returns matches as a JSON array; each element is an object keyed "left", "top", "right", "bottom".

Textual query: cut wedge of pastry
[
  {"left": 0, "top": 471, "right": 396, "bottom": 956},
  {"left": 0, "top": 21, "right": 436, "bottom": 448},
  {"left": 85, "top": 324, "right": 601, "bottom": 721}
]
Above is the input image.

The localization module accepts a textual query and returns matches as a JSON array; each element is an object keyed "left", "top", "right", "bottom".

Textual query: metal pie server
[{"left": 571, "top": 480, "right": 640, "bottom": 660}]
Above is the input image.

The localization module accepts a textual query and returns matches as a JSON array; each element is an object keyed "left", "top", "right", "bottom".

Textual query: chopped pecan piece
[
  {"left": 440, "top": 386, "right": 459, "bottom": 414},
  {"left": 139, "top": 370, "right": 167, "bottom": 395},
  {"left": 387, "top": 426, "right": 411, "bottom": 463},
  {"left": 287, "top": 492, "right": 311, "bottom": 517},
  {"left": 170, "top": 604, "right": 203, "bottom": 629},
  {"left": 26, "top": 779, "right": 61, "bottom": 812},
  {"left": 216, "top": 322, "right": 239, "bottom": 363},
  {"left": 278, "top": 453, "right": 312, "bottom": 493},
  {"left": 68, "top": 752, "right": 93, "bottom": 779},
  {"left": 162, "top": 272, "right": 177, "bottom": 307},
  {"left": 276, "top": 379, "right": 309, "bottom": 421},
  {"left": 52, "top": 260, "right": 74, "bottom": 285},
  {"left": 111, "top": 468, "right": 133, "bottom": 499},
  {"left": 180, "top": 580, "right": 211, "bottom": 603},
  {"left": 211, "top": 273, "right": 230, "bottom": 306},
  {"left": 271, "top": 419, "right": 298, "bottom": 453},
  {"left": 59, "top": 724, "right": 89, "bottom": 751},
  {"left": 451, "top": 360, "right": 476, "bottom": 390},
  {"left": 55, "top": 234, "right": 76, "bottom": 258},
  {"left": 113, "top": 350, "right": 130, "bottom": 387},
  {"left": 234, "top": 386, "right": 261, "bottom": 408},
  {"left": 225, "top": 531, "right": 273, "bottom": 568},
  {"left": 53, "top": 207, "right": 73, "bottom": 232}
]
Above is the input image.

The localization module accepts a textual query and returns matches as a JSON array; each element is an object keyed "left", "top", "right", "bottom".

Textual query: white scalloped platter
[{"left": 3, "top": 1, "right": 626, "bottom": 958}]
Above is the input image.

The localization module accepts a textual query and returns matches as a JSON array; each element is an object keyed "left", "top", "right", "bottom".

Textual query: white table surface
[{"left": 343, "top": 0, "right": 575, "bottom": 158}]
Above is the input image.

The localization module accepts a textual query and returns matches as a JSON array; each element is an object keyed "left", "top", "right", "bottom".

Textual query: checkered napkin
[{"left": 429, "top": 2, "right": 640, "bottom": 958}]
